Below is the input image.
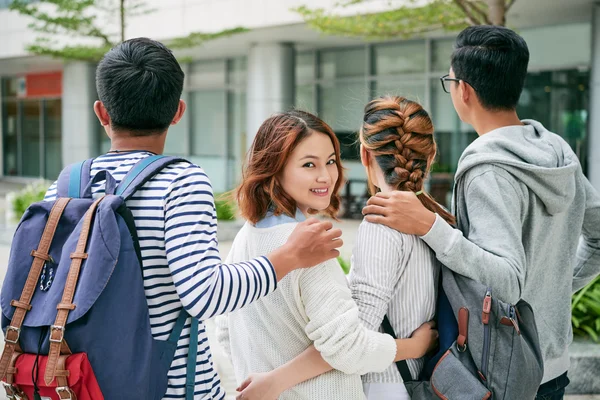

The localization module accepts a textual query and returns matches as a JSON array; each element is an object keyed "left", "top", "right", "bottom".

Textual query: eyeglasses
[{"left": 440, "top": 74, "right": 476, "bottom": 94}]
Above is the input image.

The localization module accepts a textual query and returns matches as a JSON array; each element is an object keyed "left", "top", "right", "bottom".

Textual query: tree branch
[
  {"left": 505, "top": 0, "right": 517, "bottom": 12},
  {"left": 452, "top": 0, "right": 482, "bottom": 25},
  {"left": 465, "top": 0, "right": 492, "bottom": 24}
]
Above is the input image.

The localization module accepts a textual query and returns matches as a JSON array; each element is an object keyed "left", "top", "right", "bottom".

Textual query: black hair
[
  {"left": 451, "top": 25, "right": 529, "bottom": 111},
  {"left": 96, "top": 37, "right": 184, "bottom": 135}
]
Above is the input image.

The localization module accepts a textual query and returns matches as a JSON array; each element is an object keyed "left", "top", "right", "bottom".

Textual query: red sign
[{"left": 18, "top": 71, "right": 62, "bottom": 98}]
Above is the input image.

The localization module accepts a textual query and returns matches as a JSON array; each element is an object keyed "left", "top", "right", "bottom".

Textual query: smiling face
[{"left": 279, "top": 131, "right": 339, "bottom": 215}]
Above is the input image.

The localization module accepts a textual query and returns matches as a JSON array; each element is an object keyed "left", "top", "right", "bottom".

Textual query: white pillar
[
  {"left": 61, "top": 61, "right": 98, "bottom": 166},
  {"left": 246, "top": 43, "right": 295, "bottom": 150},
  {"left": 588, "top": 3, "right": 600, "bottom": 190}
]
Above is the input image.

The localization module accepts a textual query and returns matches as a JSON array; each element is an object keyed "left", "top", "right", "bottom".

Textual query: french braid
[{"left": 360, "top": 96, "right": 455, "bottom": 225}]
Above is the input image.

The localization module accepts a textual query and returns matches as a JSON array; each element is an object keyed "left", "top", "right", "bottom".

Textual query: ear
[
  {"left": 360, "top": 144, "right": 370, "bottom": 168},
  {"left": 171, "top": 99, "right": 187, "bottom": 125},
  {"left": 94, "top": 101, "right": 110, "bottom": 126},
  {"left": 459, "top": 80, "right": 472, "bottom": 104}
]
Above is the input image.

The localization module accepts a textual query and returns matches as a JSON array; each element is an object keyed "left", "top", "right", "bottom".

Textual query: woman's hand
[
  {"left": 236, "top": 372, "right": 284, "bottom": 400},
  {"left": 410, "top": 321, "right": 439, "bottom": 358}
]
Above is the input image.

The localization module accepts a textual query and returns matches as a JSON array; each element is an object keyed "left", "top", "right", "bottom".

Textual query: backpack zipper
[{"left": 481, "top": 288, "right": 492, "bottom": 378}]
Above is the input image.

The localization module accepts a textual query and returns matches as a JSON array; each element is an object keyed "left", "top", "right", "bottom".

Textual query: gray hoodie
[{"left": 421, "top": 119, "right": 600, "bottom": 383}]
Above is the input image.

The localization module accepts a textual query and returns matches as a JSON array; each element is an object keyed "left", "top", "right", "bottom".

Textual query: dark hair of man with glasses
[
  {"left": 449, "top": 25, "right": 529, "bottom": 110},
  {"left": 362, "top": 24, "right": 600, "bottom": 400}
]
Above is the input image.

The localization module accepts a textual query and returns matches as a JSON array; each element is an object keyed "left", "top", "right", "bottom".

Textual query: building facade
[{"left": 0, "top": 0, "right": 597, "bottom": 210}]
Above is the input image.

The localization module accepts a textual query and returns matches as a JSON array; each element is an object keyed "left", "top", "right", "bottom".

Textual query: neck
[
  {"left": 108, "top": 131, "right": 166, "bottom": 155},
  {"left": 470, "top": 109, "right": 523, "bottom": 136}
]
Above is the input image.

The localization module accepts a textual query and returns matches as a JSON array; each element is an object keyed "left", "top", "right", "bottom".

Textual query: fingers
[
  {"left": 363, "top": 214, "right": 385, "bottom": 225},
  {"left": 236, "top": 377, "right": 252, "bottom": 392},
  {"left": 321, "top": 228, "right": 342, "bottom": 242},
  {"left": 427, "top": 320, "right": 437, "bottom": 328},
  {"left": 374, "top": 191, "right": 393, "bottom": 199},
  {"left": 366, "top": 195, "right": 391, "bottom": 207},
  {"left": 362, "top": 204, "right": 388, "bottom": 217},
  {"left": 303, "top": 217, "right": 321, "bottom": 225}
]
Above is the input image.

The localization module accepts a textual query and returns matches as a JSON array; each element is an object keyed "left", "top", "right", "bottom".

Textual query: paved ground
[{"left": 0, "top": 217, "right": 597, "bottom": 399}]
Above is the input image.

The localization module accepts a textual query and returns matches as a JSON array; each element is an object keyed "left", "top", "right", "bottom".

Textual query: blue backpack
[{"left": 0, "top": 156, "right": 199, "bottom": 400}]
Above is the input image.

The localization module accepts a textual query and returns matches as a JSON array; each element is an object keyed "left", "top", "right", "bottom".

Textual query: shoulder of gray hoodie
[{"left": 420, "top": 119, "right": 600, "bottom": 382}]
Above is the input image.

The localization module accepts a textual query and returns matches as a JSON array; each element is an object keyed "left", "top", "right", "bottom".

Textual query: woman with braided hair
[
  {"left": 233, "top": 97, "right": 448, "bottom": 400},
  {"left": 359, "top": 96, "right": 455, "bottom": 224}
]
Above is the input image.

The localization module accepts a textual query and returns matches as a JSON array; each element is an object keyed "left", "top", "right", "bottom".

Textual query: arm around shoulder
[
  {"left": 300, "top": 258, "right": 396, "bottom": 375},
  {"left": 573, "top": 177, "right": 600, "bottom": 292}
]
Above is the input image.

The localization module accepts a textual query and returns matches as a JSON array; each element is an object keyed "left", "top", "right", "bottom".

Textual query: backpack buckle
[
  {"left": 49, "top": 325, "right": 65, "bottom": 343},
  {"left": 2, "top": 382, "right": 25, "bottom": 400},
  {"left": 56, "top": 386, "right": 74, "bottom": 399},
  {"left": 4, "top": 326, "right": 20, "bottom": 344}
]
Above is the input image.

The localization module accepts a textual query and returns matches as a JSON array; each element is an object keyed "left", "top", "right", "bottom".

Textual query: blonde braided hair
[{"left": 360, "top": 96, "right": 455, "bottom": 225}]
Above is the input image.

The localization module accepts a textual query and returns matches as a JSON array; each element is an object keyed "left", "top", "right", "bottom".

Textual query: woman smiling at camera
[{"left": 215, "top": 110, "right": 436, "bottom": 400}]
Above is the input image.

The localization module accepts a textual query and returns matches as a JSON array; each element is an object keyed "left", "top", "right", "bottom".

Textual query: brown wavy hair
[
  {"left": 360, "top": 96, "right": 455, "bottom": 225},
  {"left": 236, "top": 110, "right": 344, "bottom": 224}
]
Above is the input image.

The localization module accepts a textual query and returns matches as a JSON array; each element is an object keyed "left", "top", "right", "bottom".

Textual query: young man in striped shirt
[{"left": 44, "top": 37, "right": 343, "bottom": 399}]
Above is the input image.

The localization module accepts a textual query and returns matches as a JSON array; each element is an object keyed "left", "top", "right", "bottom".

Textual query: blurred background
[{"left": 0, "top": 0, "right": 595, "bottom": 213}]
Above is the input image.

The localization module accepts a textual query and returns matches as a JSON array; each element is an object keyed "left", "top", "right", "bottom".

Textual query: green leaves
[
  {"left": 168, "top": 27, "right": 249, "bottom": 50},
  {"left": 10, "top": 180, "right": 50, "bottom": 221},
  {"left": 293, "top": 0, "right": 516, "bottom": 39},
  {"left": 9, "top": 0, "right": 249, "bottom": 62},
  {"left": 572, "top": 275, "right": 600, "bottom": 343}
]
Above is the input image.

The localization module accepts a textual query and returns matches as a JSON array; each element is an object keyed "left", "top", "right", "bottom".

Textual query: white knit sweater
[{"left": 216, "top": 221, "right": 397, "bottom": 400}]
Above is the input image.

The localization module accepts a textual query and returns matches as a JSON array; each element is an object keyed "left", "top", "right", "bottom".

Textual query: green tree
[
  {"left": 294, "top": 0, "right": 517, "bottom": 40},
  {"left": 9, "top": 0, "right": 248, "bottom": 62}
]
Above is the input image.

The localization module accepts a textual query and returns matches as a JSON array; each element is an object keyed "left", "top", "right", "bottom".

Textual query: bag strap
[
  {"left": 44, "top": 196, "right": 105, "bottom": 385},
  {"left": 57, "top": 158, "right": 94, "bottom": 198},
  {"left": 115, "top": 155, "right": 188, "bottom": 200},
  {"left": 187, "top": 317, "right": 199, "bottom": 400},
  {"left": 382, "top": 315, "right": 413, "bottom": 382},
  {"left": 0, "top": 197, "right": 71, "bottom": 381},
  {"left": 167, "top": 310, "right": 199, "bottom": 399}
]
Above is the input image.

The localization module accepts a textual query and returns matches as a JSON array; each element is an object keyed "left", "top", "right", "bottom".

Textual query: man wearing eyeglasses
[{"left": 362, "top": 25, "right": 600, "bottom": 400}]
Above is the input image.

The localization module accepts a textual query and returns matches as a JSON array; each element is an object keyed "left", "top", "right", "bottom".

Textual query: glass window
[
  {"left": 190, "top": 90, "right": 227, "bottom": 157},
  {"left": 227, "top": 90, "right": 246, "bottom": 187},
  {"left": 189, "top": 60, "right": 227, "bottom": 88},
  {"left": 432, "top": 39, "right": 455, "bottom": 72},
  {"left": 521, "top": 23, "right": 591, "bottom": 70},
  {"left": 2, "top": 99, "right": 18, "bottom": 176},
  {"left": 44, "top": 99, "right": 62, "bottom": 180},
  {"left": 295, "top": 85, "right": 315, "bottom": 113},
  {"left": 228, "top": 57, "right": 247, "bottom": 86},
  {"left": 373, "top": 80, "right": 426, "bottom": 104},
  {"left": 375, "top": 42, "right": 426, "bottom": 75},
  {"left": 320, "top": 48, "right": 367, "bottom": 80},
  {"left": 517, "top": 69, "right": 589, "bottom": 171},
  {"left": 296, "top": 52, "right": 315, "bottom": 83},
  {"left": 430, "top": 77, "right": 476, "bottom": 174},
  {"left": 164, "top": 92, "right": 189, "bottom": 155},
  {"left": 21, "top": 100, "right": 41, "bottom": 177},
  {"left": 319, "top": 81, "right": 368, "bottom": 160},
  {"left": 320, "top": 81, "right": 368, "bottom": 132},
  {"left": 1, "top": 77, "right": 19, "bottom": 97}
]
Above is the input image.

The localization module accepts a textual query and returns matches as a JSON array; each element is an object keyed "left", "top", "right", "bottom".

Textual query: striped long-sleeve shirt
[
  {"left": 44, "top": 151, "right": 277, "bottom": 399},
  {"left": 349, "top": 220, "right": 439, "bottom": 383}
]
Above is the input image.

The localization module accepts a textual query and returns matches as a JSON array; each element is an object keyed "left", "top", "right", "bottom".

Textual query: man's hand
[
  {"left": 268, "top": 218, "right": 343, "bottom": 280},
  {"left": 236, "top": 372, "right": 283, "bottom": 400},
  {"left": 362, "top": 191, "right": 436, "bottom": 236}
]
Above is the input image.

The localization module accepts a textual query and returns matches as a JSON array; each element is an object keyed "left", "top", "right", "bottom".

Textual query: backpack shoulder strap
[
  {"left": 382, "top": 315, "right": 413, "bottom": 382},
  {"left": 56, "top": 158, "right": 94, "bottom": 198},
  {"left": 115, "top": 155, "right": 188, "bottom": 200}
]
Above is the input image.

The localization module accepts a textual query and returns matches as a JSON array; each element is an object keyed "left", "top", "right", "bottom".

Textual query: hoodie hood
[{"left": 454, "top": 119, "right": 580, "bottom": 215}]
